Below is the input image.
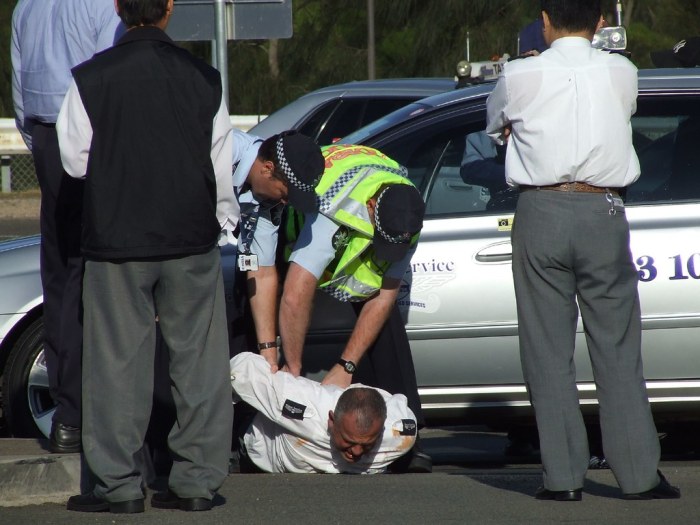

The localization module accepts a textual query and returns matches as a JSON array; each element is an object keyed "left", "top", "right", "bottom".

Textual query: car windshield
[{"left": 340, "top": 101, "right": 433, "bottom": 145}]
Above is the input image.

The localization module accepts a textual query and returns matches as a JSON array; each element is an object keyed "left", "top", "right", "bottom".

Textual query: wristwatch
[
  {"left": 338, "top": 358, "right": 357, "bottom": 374},
  {"left": 257, "top": 336, "right": 281, "bottom": 351}
]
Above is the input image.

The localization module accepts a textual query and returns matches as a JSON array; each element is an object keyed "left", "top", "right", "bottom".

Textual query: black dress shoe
[
  {"left": 66, "top": 494, "right": 108, "bottom": 512},
  {"left": 151, "top": 490, "right": 213, "bottom": 511},
  {"left": 67, "top": 493, "right": 144, "bottom": 513},
  {"left": 535, "top": 486, "right": 583, "bottom": 501},
  {"left": 623, "top": 470, "right": 681, "bottom": 500},
  {"left": 49, "top": 422, "right": 81, "bottom": 454}
]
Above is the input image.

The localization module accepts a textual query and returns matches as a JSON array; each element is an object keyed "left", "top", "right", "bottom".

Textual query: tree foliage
[{"left": 1, "top": 1, "right": 699, "bottom": 117}]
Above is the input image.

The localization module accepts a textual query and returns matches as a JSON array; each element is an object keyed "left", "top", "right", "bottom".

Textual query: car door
[
  {"left": 623, "top": 94, "right": 700, "bottom": 408},
  {"left": 370, "top": 101, "right": 527, "bottom": 415}
]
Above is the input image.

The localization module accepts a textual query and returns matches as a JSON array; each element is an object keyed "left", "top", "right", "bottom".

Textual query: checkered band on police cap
[
  {"left": 373, "top": 184, "right": 425, "bottom": 262},
  {"left": 276, "top": 137, "right": 315, "bottom": 192},
  {"left": 273, "top": 132, "right": 324, "bottom": 213}
]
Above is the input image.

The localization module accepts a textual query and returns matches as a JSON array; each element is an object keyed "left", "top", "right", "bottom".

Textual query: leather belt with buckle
[{"left": 520, "top": 182, "right": 619, "bottom": 195}]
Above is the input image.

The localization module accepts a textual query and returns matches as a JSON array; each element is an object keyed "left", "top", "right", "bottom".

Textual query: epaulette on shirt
[
  {"left": 394, "top": 419, "right": 417, "bottom": 436},
  {"left": 282, "top": 399, "right": 306, "bottom": 420}
]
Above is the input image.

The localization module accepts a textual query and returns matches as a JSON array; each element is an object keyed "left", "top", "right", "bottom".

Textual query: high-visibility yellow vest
[{"left": 286, "top": 144, "right": 420, "bottom": 302}]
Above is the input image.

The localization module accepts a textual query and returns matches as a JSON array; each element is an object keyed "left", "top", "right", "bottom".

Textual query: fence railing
[{"left": 0, "top": 116, "right": 265, "bottom": 193}]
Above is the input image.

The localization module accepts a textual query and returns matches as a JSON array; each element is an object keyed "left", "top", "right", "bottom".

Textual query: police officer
[{"left": 227, "top": 129, "right": 325, "bottom": 360}]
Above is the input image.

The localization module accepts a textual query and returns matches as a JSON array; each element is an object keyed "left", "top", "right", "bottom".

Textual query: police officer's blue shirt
[{"left": 232, "top": 128, "right": 279, "bottom": 266}]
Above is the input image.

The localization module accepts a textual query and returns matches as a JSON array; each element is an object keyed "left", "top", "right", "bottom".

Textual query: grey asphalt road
[{"left": 1, "top": 426, "right": 698, "bottom": 525}]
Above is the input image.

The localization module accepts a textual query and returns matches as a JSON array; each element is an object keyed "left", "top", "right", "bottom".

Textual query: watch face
[{"left": 340, "top": 359, "right": 356, "bottom": 374}]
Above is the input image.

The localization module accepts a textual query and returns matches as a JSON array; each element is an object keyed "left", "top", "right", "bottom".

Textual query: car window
[
  {"left": 627, "top": 96, "right": 700, "bottom": 204},
  {"left": 298, "top": 100, "right": 341, "bottom": 144},
  {"left": 315, "top": 98, "right": 421, "bottom": 145},
  {"left": 378, "top": 116, "right": 518, "bottom": 218},
  {"left": 362, "top": 99, "right": 415, "bottom": 127}
]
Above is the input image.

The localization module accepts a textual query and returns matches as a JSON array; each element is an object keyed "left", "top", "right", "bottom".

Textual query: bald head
[{"left": 328, "top": 388, "right": 387, "bottom": 463}]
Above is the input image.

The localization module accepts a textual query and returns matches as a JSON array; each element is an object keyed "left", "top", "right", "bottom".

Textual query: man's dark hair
[
  {"left": 541, "top": 0, "right": 601, "bottom": 34},
  {"left": 258, "top": 133, "right": 288, "bottom": 182},
  {"left": 334, "top": 387, "right": 387, "bottom": 432},
  {"left": 117, "top": 0, "right": 170, "bottom": 27}
]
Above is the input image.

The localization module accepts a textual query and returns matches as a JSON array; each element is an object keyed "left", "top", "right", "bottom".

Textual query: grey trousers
[
  {"left": 82, "top": 248, "right": 233, "bottom": 502},
  {"left": 512, "top": 189, "right": 660, "bottom": 494}
]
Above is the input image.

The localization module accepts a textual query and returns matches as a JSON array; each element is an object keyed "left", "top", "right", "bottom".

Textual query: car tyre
[{"left": 2, "top": 318, "right": 54, "bottom": 438}]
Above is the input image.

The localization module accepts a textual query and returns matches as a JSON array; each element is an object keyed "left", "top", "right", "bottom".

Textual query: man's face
[
  {"left": 249, "top": 158, "right": 288, "bottom": 203},
  {"left": 328, "top": 410, "right": 383, "bottom": 463}
]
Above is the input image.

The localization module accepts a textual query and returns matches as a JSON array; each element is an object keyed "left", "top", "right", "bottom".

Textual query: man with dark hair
[
  {"left": 11, "top": 0, "right": 123, "bottom": 454},
  {"left": 231, "top": 352, "right": 416, "bottom": 473},
  {"left": 228, "top": 129, "right": 324, "bottom": 361},
  {"left": 57, "top": 0, "right": 236, "bottom": 513},
  {"left": 486, "top": 0, "right": 680, "bottom": 501}
]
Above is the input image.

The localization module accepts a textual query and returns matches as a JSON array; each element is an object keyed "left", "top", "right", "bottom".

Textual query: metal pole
[
  {"left": 616, "top": 1, "right": 623, "bottom": 26},
  {"left": 214, "top": 0, "right": 229, "bottom": 106},
  {"left": 367, "top": 0, "right": 375, "bottom": 80},
  {"left": 1, "top": 156, "right": 11, "bottom": 193}
]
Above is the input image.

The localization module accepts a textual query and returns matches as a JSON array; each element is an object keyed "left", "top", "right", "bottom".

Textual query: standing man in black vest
[{"left": 57, "top": 0, "right": 237, "bottom": 514}]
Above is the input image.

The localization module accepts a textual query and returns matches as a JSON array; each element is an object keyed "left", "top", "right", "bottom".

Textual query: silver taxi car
[{"left": 302, "top": 67, "right": 700, "bottom": 429}]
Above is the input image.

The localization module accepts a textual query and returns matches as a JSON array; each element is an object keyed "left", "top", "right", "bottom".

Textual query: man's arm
[
  {"left": 280, "top": 212, "right": 339, "bottom": 375},
  {"left": 278, "top": 262, "right": 319, "bottom": 376},
  {"left": 56, "top": 79, "right": 92, "bottom": 178},
  {"left": 485, "top": 75, "right": 511, "bottom": 146},
  {"left": 211, "top": 96, "right": 238, "bottom": 238},
  {"left": 247, "top": 264, "right": 280, "bottom": 371},
  {"left": 231, "top": 352, "right": 331, "bottom": 435},
  {"left": 322, "top": 277, "right": 401, "bottom": 389},
  {"left": 94, "top": 0, "right": 125, "bottom": 52},
  {"left": 10, "top": 9, "right": 29, "bottom": 150}
]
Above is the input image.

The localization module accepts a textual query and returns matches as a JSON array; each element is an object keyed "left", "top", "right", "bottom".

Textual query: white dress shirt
[
  {"left": 486, "top": 37, "right": 640, "bottom": 188},
  {"left": 230, "top": 352, "right": 418, "bottom": 474},
  {"left": 56, "top": 80, "right": 239, "bottom": 240}
]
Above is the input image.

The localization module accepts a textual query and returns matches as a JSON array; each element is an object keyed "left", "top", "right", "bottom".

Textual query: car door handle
[{"left": 475, "top": 241, "right": 513, "bottom": 263}]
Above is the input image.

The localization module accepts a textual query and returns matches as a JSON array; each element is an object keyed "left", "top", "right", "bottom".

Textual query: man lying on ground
[{"left": 230, "top": 352, "right": 418, "bottom": 473}]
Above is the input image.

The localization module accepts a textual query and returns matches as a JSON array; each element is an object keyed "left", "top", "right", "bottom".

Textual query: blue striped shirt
[{"left": 11, "top": 0, "right": 124, "bottom": 149}]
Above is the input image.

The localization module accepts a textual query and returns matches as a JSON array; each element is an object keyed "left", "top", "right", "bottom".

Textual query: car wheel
[{"left": 2, "top": 318, "right": 54, "bottom": 438}]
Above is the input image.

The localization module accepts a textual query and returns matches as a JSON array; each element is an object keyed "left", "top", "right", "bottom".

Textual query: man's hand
[
  {"left": 279, "top": 263, "right": 318, "bottom": 378},
  {"left": 321, "top": 364, "right": 353, "bottom": 389},
  {"left": 259, "top": 346, "right": 279, "bottom": 373}
]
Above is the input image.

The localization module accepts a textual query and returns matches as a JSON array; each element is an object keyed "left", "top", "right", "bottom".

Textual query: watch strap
[
  {"left": 257, "top": 336, "right": 281, "bottom": 350},
  {"left": 338, "top": 358, "right": 357, "bottom": 374}
]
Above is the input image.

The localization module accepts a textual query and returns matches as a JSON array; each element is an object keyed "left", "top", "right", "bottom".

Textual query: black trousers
[
  {"left": 351, "top": 301, "right": 424, "bottom": 427},
  {"left": 31, "top": 122, "right": 84, "bottom": 428}
]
